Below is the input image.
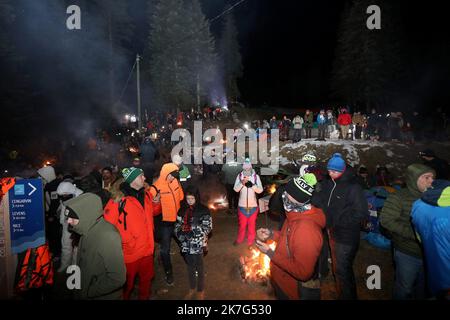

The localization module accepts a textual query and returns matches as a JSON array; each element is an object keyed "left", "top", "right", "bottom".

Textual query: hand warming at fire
[
  {"left": 256, "top": 228, "right": 272, "bottom": 242},
  {"left": 255, "top": 240, "right": 274, "bottom": 258}
]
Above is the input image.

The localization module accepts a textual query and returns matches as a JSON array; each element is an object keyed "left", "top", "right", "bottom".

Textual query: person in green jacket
[
  {"left": 65, "top": 193, "right": 126, "bottom": 300},
  {"left": 379, "top": 164, "right": 435, "bottom": 300},
  {"left": 304, "top": 110, "right": 314, "bottom": 139},
  {"left": 172, "top": 154, "right": 192, "bottom": 190}
]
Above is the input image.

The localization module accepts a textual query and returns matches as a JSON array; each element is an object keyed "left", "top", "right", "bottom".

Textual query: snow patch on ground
[
  {"left": 278, "top": 156, "right": 292, "bottom": 166},
  {"left": 385, "top": 149, "right": 395, "bottom": 157},
  {"left": 341, "top": 144, "right": 360, "bottom": 167},
  {"left": 282, "top": 139, "right": 388, "bottom": 150}
]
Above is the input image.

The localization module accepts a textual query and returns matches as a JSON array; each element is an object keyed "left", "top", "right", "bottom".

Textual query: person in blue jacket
[
  {"left": 316, "top": 110, "right": 327, "bottom": 141},
  {"left": 411, "top": 179, "right": 450, "bottom": 299}
]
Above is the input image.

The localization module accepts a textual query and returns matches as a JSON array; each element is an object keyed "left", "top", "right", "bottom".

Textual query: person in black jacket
[
  {"left": 37, "top": 166, "right": 63, "bottom": 262},
  {"left": 419, "top": 149, "right": 449, "bottom": 180},
  {"left": 312, "top": 153, "right": 368, "bottom": 300},
  {"left": 269, "top": 184, "right": 287, "bottom": 230},
  {"left": 174, "top": 186, "right": 212, "bottom": 300}
]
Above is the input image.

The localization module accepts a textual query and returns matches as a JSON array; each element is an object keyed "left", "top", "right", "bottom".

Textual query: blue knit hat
[{"left": 327, "top": 153, "right": 346, "bottom": 172}]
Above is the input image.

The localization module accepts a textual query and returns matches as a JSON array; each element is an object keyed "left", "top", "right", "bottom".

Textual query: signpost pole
[{"left": 0, "top": 194, "right": 16, "bottom": 299}]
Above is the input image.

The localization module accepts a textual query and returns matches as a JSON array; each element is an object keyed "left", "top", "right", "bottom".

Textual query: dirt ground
[{"left": 150, "top": 174, "right": 394, "bottom": 300}]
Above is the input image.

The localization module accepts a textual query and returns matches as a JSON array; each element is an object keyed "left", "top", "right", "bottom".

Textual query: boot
[
  {"left": 196, "top": 291, "right": 205, "bottom": 300},
  {"left": 165, "top": 271, "right": 174, "bottom": 286},
  {"left": 184, "top": 289, "right": 196, "bottom": 300}
]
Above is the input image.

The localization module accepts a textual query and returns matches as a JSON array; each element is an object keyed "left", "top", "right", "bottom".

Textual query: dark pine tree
[
  {"left": 146, "top": 0, "right": 192, "bottom": 110},
  {"left": 331, "top": 0, "right": 406, "bottom": 112},
  {"left": 184, "top": 0, "right": 217, "bottom": 111}
]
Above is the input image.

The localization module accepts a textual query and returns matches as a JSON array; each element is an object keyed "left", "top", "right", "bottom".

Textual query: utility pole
[
  {"left": 136, "top": 54, "right": 142, "bottom": 130},
  {"left": 196, "top": 73, "right": 201, "bottom": 113}
]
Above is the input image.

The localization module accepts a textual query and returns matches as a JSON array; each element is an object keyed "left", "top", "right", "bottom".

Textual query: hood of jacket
[
  {"left": 405, "top": 164, "right": 435, "bottom": 197},
  {"left": 65, "top": 193, "right": 103, "bottom": 236},
  {"left": 37, "top": 166, "right": 56, "bottom": 183},
  {"left": 285, "top": 206, "right": 326, "bottom": 229},
  {"left": 158, "top": 163, "right": 179, "bottom": 184},
  {"left": 421, "top": 179, "right": 450, "bottom": 207}
]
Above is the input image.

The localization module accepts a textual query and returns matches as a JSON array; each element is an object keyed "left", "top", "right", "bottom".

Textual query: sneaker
[{"left": 165, "top": 272, "right": 174, "bottom": 286}]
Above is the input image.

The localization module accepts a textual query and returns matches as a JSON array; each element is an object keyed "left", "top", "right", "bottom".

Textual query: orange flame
[
  {"left": 242, "top": 240, "right": 277, "bottom": 281},
  {"left": 268, "top": 184, "right": 277, "bottom": 194}
]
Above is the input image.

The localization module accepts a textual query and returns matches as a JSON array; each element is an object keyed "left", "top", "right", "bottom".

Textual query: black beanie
[
  {"left": 284, "top": 174, "right": 317, "bottom": 204},
  {"left": 65, "top": 206, "right": 79, "bottom": 219}
]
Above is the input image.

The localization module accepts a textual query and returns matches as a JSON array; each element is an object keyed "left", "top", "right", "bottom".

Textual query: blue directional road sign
[{"left": 8, "top": 179, "right": 45, "bottom": 254}]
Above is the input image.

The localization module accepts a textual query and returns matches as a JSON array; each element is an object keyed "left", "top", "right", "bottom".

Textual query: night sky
[
  {"left": 203, "top": 0, "right": 450, "bottom": 109},
  {"left": 3, "top": 0, "right": 450, "bottom": 120}
]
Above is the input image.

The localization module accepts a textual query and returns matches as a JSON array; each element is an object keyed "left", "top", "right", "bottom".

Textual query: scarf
[
  {"left": 282, "top": 191, "right": 312, "bottom": 213},
  {"left": 182, "top": 205, "right": 194, "bottom": 232}
]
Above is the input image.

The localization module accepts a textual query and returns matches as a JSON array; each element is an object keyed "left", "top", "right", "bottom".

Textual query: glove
[{"left": 245, "top": 180, "right": 254, "bottom": 188}]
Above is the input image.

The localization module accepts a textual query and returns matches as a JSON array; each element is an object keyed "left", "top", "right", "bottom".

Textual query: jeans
[
  {"left": 185, "top": 254, "right": 205, "bottom": 291},
  {"left": 393, "top": 249, "right": 425, "bottom": 300},
  {"left": 355, "top": 125, "right": 362, "bottom": 139},
  {"left": 159, "top": 222, "right": 175, "bottom": 274},
  {"left": 293, "top": 129, "right": 302, "bottom": 142},
  {"left": 329, "top": 238, "right": 359, "bottom": 300},
  {"left": 305, "top": 127, "right": 312, "bottom": 139},
  {"left": 318, "top": 124, "right": 327, "bottom": 140},
  {"left": 272, "top": 281, "right": 321, "bottom": 300}
]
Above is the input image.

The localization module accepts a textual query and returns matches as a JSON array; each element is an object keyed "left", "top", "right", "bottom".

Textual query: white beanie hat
[
  {"left": 57, "top": 181, "right": 83, "bottom": 197},
  {"left": 37, "top": 166, "right": 56, "bottom": 183}
]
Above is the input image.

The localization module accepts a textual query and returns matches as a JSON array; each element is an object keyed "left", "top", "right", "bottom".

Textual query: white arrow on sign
[{"left": 28, "top": 183, "right": 37, "bottom": 196}]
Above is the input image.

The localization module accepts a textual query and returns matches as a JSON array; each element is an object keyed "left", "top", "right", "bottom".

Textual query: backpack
[
  {"left": 15, "top": 244, "right": 54, "bottom": 292},
  {"left": 117, "top": 184, "right": 160, "bottom": 231}
]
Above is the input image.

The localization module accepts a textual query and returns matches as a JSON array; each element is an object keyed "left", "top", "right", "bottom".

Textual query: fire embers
[
  {"left": 208, "top": 196, "right": 228, "bottom": 211},
  {"left": 239, "top": 240, "right": 277, "bottom": 284}
]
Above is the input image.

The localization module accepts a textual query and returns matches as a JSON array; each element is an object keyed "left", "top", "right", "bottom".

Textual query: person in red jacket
[
  {"left": 103, "top": 167, "right": 161, "bottom": 300},
  {"left": 256, "top": 174, "right": 326, "bottom": 300},
  {"left": 337, "top": 108, "right": 353, "bottom": 140}
]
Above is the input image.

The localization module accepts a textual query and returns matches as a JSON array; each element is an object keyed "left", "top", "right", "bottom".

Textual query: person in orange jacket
[
  {"left": 256, "top": 174, "right": 326, "bottom": 300},
  {"left": 149, "top": 162, "right": 184, "bottom": 285},
  {"left": 103, "top": 167, "right": 161, "bottom": 300}
]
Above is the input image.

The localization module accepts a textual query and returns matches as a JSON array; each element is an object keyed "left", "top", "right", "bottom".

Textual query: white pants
[{"left": 58, "top": 221, "right": 74, "bottom": 272}]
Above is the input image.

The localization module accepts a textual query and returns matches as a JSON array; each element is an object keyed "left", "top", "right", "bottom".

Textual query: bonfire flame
[
  {"left": 268, "top": 184, "right": 277, "bottom": 194},
  {"left": 240, "top": 240, "right": 277, "bottom": 283},
  {"left": 208, "top": 196, "right": 228, "bottom": 211}
]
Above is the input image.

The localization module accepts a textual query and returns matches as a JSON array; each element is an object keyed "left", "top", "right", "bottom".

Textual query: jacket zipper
[
  {"left": 327, "top": 180, "right": 337, "bottom": 207},
  {"left": 169, "top": 182, "right": 178, "bottom": 215},
  {"left": 286, "top": 227, "right": 291, "bottom": 259}
]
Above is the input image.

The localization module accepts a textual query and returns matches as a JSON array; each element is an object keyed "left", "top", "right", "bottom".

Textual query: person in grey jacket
[{"left": 66, "top": 193, "right": 126, "bottom": 300}]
